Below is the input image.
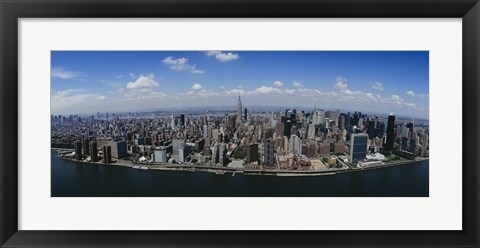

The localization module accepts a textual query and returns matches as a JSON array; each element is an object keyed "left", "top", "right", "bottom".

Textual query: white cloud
[
  {"left": 191, "top": 83, "right": 203, "bottom": 90},
  {"left": 126, "top": 73, "right": 159, "bottom": 89},
  {"left": 389, "top": 94, "right": 405, "bottom": 106},
  {"left": 205, "top": 51, "right": 221, "bottom": 57},
  {"left": 197, "top": 89, "right": 219, "bottom": 98},
  {"left": 51, "top": 89, "right": 107, "bottom": 114},
  {"left": 292, "top": 81, "right": 304, "bottom": 87},
  {"left": 371, "top": 82, "right": 384, "bottom": 91},
  {"left": 129, "top": 73, "right": 136, "bottom": 78},
  {"left": 179, "top": 88, "right": 219, "bottom": 98},
  {"left": 273, "top": 81, "right": 284, "bottom": 87},
  {"left": 417, "top": 93, "right": 429, "bottom": 99},
  {"left": 335, "top": 76, "right": 348, "bottom": 90},
  {"left": 205, "top": 51, "right": 239, "bottom": 62},
  {"left": 342, "top": 89, "right": 354, "bottom": 95},
  {"left": 391, "top": 95, "right": 401, "bottom": 101},
  {"left": 116, "top": 75, "right": 123, "bottom": 79},
  {"left": 249, "top": 86, "right": 284, "bottom": 95},
  {"left": 53, "top": 89, "right": 85, "bottom": 98},
  {"left": 51, "top": 66, "right": 81, "bottom": 79},
  {"left": 162, "top": 56, "right": 205, "bottom": 74},
  {"left": 225, "top": 88, "right": 246, "bottom": 95},
  {"left": 404, "top": 102, "right": 416, "bottom": 109},
  {"left": 215, "top": 52, "right": 239, "bottom": 62},
  {"left": 406, "top": 90, "right": 415, "bottom": 97}
]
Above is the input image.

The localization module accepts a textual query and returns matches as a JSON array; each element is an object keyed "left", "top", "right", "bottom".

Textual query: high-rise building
[
  {"left": 237, "top": 95, "right": 242, "bottom": 124},
  {"left": 203, "top": 124, "right": 208, "bottom": 138},
  {"left": 102, "top": 145, "right": 112, "bottom": 164},
  {"left": 350, "top": 134, "right": 368, "bottom": 165},
  {"left": 172, "top": 139, "right": 185, "bottom": 156},
  {"left": 339, "top": 114, "right": 345, "bottom": 129},
  {"left": 307, "top": 123, "right": 316, "bottom": 139},
  {"left": 385, "top": 114, "right": 395, "bottom": 150},
  {"left": 244, "top": 108, "right": 248, "bottom": 121},
  {"left": 180, "top": 114, "right": 185, "bottom": 127},
  {"left": 211, "top": 143, "right": 219, "bottom": 164},
  {"left": 285, "top": 120, "right": 292, "bottom": 137},
  {"left": 319, "top": 142, "right": 330, "bottom": 156},
  {"left": 275, "top": 122, "right": 284, "bottom": 138},
  {"left": 219, "top": 143, "right": 227, "bottom": 166},
  {"left": 401, "top": 137, "right": 409, "bottom": 151},
  {"left": 289, "top": 135, "right": 302, "bottom": 154},
  {"left": 151, "top": 131, "right": 158, "bottom": 145},
  {"left": 109, "top": 140, "right": 127, "bottom": 159},
  {"left": 154, "top": 148, "right": 167, "bottom": 163},
  {"left": 89, "top": 141, "right": 98, "bottom": 162},
  {"left": 334, "top": 142, "right": 345, "bottom": 154},
  {"left": 263, "top": 139, "right": 275, "bottom": 166},
  {"left": 367, "top": 120, "right": 376, "bottom": 139},
  {"left": 246, "top": 143, "right": 259, "bottom": 164},
  {"left": 74, "top": 140, "right": 82, "bottom": 160},
  {"left": 82, "top": 138, "right": 90, "bottom": 157},
  {"left": 170, "top": 115, "right": 176, "bottom": 130},
  {"left": 313, "top": 109, "right": 325, "bottom": 125},
  {"left": 179, "top": 145, "right": 191, "bottom": 163},
  {"left": 409, "top": 139, "right": 417, "bottom": 154}
]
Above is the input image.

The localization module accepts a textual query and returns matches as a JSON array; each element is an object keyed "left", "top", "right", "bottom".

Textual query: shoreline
[{"left": 52, "top": 149, "right": 428, "bottom": 177}]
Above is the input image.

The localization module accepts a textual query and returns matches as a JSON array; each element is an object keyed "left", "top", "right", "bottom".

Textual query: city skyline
[{"left": 51, "top": 51, "right": 429, "bottom": 118}]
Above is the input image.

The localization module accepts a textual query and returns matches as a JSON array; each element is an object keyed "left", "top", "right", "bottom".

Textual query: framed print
[{"left": 1, "top": 0, "right": 479, "bottom": 247}]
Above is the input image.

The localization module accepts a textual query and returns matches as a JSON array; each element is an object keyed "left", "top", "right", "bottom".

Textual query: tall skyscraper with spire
[{"left": 237, "top": 95, "right": 242, "bottom": 124}]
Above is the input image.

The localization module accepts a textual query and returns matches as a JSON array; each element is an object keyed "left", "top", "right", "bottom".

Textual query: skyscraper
[
  {"left": 203, "top": 124, "right": 209, "bottom": 138},
  {"left": 180, "top": 114, "right": 185, "bottom": 127},
  {"left": 172, "top": 139, "right": 185, "bottom": 156},
  {"left": 246, "top": 143, "right": 259, "bottom": 164},
  {"left": 237, "top": 95, "right": 242, "bottom": 124},
  {"left": 219, "top": 143, "right": 227, "bottom": 166},
  {"left": 109, "top": 140, "right": 127, "bottom": 159},
  {"left": 154, "top": 148, "right": 167, "bottom": 163},
  {"left": 82, "top": 138, "right": 90, "bottom": 157},
  {"left": 264, "top": 139, "right": 275, "bottom": 166},
  {"left": 74, "top": 140, "right": 82, "bottom": 160},
  {"left": 367, "top": 120, "right": 376, "bottom": 139},
  {"left": 89, "top": 141, "right": 98, "bottom": 162},
  {"left": 102, "top": 145, "right": 112, "bottom": 164},
  {"left": 350, "top": 134, "right": 368, "bottom": 165},
  {"left": 385, "top": 114, "right": 395, "bottom": 150}
]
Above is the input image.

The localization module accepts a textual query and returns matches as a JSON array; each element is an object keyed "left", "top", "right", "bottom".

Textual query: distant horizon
[
  {"left": 51, "top": 51, "right": 429, "bottom": 118},
  {"left": 51, "top": 103, "right": 429, "bottom": 121}
]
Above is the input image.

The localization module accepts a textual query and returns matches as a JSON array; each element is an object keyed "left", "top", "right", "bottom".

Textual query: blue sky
[{"left": 51, "top": 51, "right": 429, "bottom": 118}]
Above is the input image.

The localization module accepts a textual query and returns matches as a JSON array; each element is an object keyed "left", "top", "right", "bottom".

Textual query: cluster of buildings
[{"left": 51, "top": 95, "right": 429, "bottom": 169}]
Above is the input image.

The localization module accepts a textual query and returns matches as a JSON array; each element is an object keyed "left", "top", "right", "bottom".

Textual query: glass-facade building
[{"left": 350, "top": 134, "right": 368, "bottom": 165}]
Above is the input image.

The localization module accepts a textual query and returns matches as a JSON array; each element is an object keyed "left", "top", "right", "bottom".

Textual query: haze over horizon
[{"left": 51, "top": 51, "right": 429, "bottom": 118}]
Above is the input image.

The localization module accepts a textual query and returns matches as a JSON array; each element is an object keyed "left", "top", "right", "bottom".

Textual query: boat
[
  {"left": 132, "top": 165, "right": 140, "bottom": 169},
  {"left": 140, "top": 166, "right": 149, "bottom": 170}
]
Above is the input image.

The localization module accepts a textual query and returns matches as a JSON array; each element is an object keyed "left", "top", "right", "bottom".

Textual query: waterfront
[{"left": 51, "top": 151, "right": 429, "bottom": 197}]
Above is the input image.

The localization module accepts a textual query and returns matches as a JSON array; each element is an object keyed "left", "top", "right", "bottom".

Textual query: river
[{"left": 51, "top": 151, "right": 428, "bottom": 197}]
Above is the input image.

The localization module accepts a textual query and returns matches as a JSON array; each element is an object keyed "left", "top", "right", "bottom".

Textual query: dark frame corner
[{"left": 1, "top": 0, "right": 479, "bottom": 247}]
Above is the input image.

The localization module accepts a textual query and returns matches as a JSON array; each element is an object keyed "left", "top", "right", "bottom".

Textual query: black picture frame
[{"left": 1, "top": 0, "right": 479, "bottom": 247}]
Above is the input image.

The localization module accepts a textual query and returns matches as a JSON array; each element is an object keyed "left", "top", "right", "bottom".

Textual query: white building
[
  {"left": 289, "top": 135, "right": 302, "bottom": 154},
  {"left": 308, "top": 123, "right": 316, "bottom": 139},
  {"left": 154, "top": 148, "right": 167, "bottom": 163}
]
